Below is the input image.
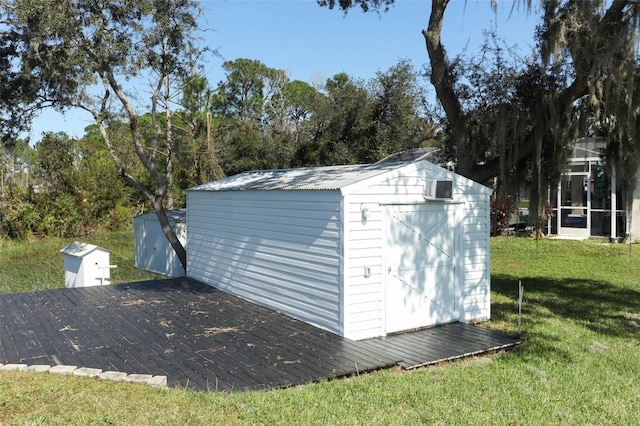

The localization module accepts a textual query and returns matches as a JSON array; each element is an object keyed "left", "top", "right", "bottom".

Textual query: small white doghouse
[
  {"left": 185, "top": 160, "right": 493, "bottom": 340},
  {"left": 133, "top": 210, "right": 186, "bottom": 277},
  {"left": 60, "top": 242, "right": 114, "bottom": 288}
]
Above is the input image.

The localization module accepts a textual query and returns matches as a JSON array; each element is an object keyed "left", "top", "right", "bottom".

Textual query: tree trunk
[
  {"left": 423, "top": 0, "right": 474, "bottom": 179},
  {"left": 164, "top": 73, "right": 174, "bottom": 210},
  {"left": 96, "top": 73, "right": 188, "bottom": 272},
  {"left": 422, "top": 0, "right": 597, "bottom": 187},
  {"left": 152, "top": 199, "right": 187, "bottom": 272}
]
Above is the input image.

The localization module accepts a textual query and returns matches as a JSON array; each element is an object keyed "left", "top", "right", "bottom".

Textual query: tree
[
  {"left": 175, "top": 75, "right": 225, "bottom": 186},
  {"left": 78, "top": 125, "right": 145, "bottom": 229},
  {"left": 286, "top": 62, "right": 437, "bottom": 167},
  {"left": 369, "top": 59, "right": 435, "bottom": 159},
  {"left": 0, "top": 137, "right": 37, "bottom": 238},
  {"left": 0, "top": 0, "right": 211, "bottom": 269},
  {"left": 320, "top": 0, "right": 640, "bottom": 226},
  {"left": 212, "top": 59, "right": 300, "bottom": 173},
  {"left": 213, "top": 59, "right": 288, "bottom": 128},
  {"left": 312, "top": 72, "right": 374, "bottom": 165},
  {"left": 281, "top": 80, "right": 319, "bottom": 148},
  {"left": 0, "top": 2, "right": 58, "bottom": 142},
  {"left": 296, "top": 64, "right": 436, "bottom": 166},
  {"left": 35, "top": 132, "right": 79, "bottom": 196}
]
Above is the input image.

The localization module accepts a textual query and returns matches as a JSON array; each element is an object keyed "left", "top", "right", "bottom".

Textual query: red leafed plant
[{"left": 490, "top": 195, "right": 514, "bottom": 236}]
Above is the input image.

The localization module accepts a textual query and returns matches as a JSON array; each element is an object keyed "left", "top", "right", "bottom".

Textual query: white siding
[
  {"left": 460, "top": 195, "right": 491, "bottom": 321},
  {"left": 186, "top": 160, "right": 491, "bottom": 341},
  {"left": 343, "top": 201, "right": 384, "bottom": 340},
  {"left": 186, "top": 190, "right": 344, "bottom": 334},
  {"left": 342, "top": 165, "right": 430, "bottom": 339},
  {"left": 134, "top": 212, "right": 186, "bottom": 277},
  {"left": 341, "top": 161, "right": 491, "bottom": 339}
]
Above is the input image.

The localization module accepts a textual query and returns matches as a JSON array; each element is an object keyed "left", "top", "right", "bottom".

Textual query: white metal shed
[
  {"left": 133, "top": 209, "right": 186, "bottom": 277},
  {"left": 185, "top": 160, "right": 493, "bottom": 340}
]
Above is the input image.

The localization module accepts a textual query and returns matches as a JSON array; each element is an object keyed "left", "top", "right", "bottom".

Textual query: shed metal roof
[
  {"left": 135, "top": 209, "right": 187, "bottom": 223},
  {"left": 376, "top": 147, "right": 440, "bottom": 164},
  {"left": 186, "top": 162, "right": 408, "bottom": 192}
]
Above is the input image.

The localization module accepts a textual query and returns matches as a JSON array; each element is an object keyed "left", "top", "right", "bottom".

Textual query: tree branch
[{"left": 423, "top": 0, "right": 475, "bottom": 178}]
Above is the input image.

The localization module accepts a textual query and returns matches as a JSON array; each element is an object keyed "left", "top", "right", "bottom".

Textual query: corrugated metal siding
[{"left": 187, "top": 190, "right": 344, "bottom": 334}]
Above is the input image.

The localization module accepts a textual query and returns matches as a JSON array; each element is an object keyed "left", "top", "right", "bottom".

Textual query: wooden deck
[{"left": 0, "top": 278, "right": 520, "bottom": 391}]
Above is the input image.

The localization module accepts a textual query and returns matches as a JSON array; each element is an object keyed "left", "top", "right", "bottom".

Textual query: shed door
[{"left": 385, "top": 204, "right": 459, "bottom": 334}]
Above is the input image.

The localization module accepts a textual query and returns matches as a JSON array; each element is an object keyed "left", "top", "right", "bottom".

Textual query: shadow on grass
[{"left": 492, "top": 273, "right": 640, "bottom": 340}]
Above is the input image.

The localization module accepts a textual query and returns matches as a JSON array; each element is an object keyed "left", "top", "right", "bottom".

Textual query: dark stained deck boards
[
  {"left": 360, "top": 322, "right": 521, "bottom": 369},
  {"left": 0, "top": 277, "right": 520, "bottom": 391}
]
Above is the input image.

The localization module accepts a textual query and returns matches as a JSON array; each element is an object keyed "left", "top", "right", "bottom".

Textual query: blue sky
[
  {"left": 201, "top": 0, "right": 538, "bottom": 84},
  {"left": 27, "top": 0, "right": 538, "bottom": 140}
]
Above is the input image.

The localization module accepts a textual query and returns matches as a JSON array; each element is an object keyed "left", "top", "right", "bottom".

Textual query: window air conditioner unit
[{"left": 423, "top": 179, "right": 453, "bottom": 200}]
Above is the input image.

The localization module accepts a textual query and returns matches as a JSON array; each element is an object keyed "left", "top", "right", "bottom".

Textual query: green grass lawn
[
  {"left": 1, "top": 235, "right": 640, "bottom": 425},
  {"left": 0, "top": 231, "right": 162, "bottom": 294}
]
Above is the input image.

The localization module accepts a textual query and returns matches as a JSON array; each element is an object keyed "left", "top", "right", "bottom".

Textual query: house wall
[
  {"left": 186, "top": 190, "right": 344, "bottom": 335},
  {"left": 341, "top": 161, "right": 491, "bottom": 340}
]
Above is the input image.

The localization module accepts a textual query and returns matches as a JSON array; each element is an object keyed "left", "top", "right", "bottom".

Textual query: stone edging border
[{"left": 0, "top": 363, "right": 167, "bottom": 388}]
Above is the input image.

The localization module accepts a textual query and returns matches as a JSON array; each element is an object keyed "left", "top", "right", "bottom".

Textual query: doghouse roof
[
  {"left": 186, "top": 161, "right": 492, "bottom": 196},
  {"left": 60, "top": 241, "right": 111, "bottom": 258}
]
